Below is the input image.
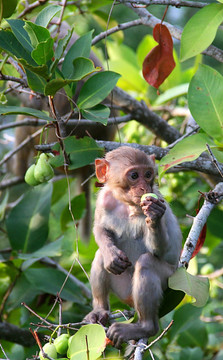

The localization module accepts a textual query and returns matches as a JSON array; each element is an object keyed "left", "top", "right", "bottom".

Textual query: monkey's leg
[
  {"left": 107, "top": 252, "right": 175, "bottom": 347},
  {"left": 84, "top": 250, "right": 110, "bottom": 326}
]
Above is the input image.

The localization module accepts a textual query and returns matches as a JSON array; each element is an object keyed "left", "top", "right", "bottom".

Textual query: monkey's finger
[{"left": 116, "top": 250, "right": 132, "bottom": 264}]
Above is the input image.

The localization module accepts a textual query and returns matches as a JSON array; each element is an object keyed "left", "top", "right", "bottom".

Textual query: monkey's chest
[{"left": 110, "top": 216, "right": 149, "bottom": 264}]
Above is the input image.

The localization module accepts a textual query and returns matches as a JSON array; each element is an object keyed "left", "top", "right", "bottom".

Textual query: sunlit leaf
[
  {"left": 158, "top": 133, "right": 213, "bottom": 179},
  {"left": 68, "top": 324, "right": 106, "bottom": 360},
  {"left": 181, "top": 3, "right": 223, "bottom": 61},
  {"left": 155, "top": 83, "right": 189, "bottom": 105},
  {"left": 169, "top": 267, "right": 209, "bottom": 307},
  {"left": 188, "top": 64, "right": 223, "bottom": 142}
]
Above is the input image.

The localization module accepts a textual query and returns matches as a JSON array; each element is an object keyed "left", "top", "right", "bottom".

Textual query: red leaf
[
  {"left": 142, "top": 24, "right": 175, "bottom": 89},
  {"left": 191, "top": 209, "right": 207, "bottom": 258}
]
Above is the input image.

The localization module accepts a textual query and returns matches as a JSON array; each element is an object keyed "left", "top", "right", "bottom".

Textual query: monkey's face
[{"left": 123, "top": 165, "right": 154, "bottom": 206}]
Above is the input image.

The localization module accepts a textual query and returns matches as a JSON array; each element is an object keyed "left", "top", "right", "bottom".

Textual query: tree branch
[
  {"left": 122, "top": 0, "right": 207, "bottom": 8},
  {"left": 180, "top": 182, "right": 223, "bottom": 267},
  {"left": 0, "top": 322, "right": 44, "bottom": 347},
  {"left": 111, "top": 87, "right": 181, "bottom": 143},
  {"left": 120, "top": 0, "right": 223, "bottom": 63}
]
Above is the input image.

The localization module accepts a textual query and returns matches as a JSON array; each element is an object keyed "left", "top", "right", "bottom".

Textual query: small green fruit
[
  {"left": 141, "top": 193, "right": 158, "bottom": 201},
  {"left": 54, "top": 334, "right": 69, "bottom": 355},
  {"left": 24, "top": 164, "right": 40, "bottom": 186},
  {"left": 200, "top": 263, "right": 214, "bottom": 275},
  {"left": 34, "top": 153, "right": 54, "bottom": 183},
  {"left": 39, "top": 343, "right": 57, "bottom": 360}
]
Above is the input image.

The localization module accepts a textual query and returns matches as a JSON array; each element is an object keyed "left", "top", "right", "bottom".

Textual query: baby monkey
[{"left": 84, "top": 146, "right": 182, "bottom": 347}]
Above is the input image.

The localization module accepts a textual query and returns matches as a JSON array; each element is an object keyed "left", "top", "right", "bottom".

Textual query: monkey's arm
[
  {"left": 141, "top": 196, "right": 182, "bottom": 265},
  {"left": 93, "top": 225, "right": 132, "bottom": 275}
]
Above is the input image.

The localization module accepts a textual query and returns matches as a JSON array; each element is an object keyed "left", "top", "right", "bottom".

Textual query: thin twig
[
  {"left": 206, "top": 143, "right": 223, "bottom": 178},
  {"left": 18, "top": 0, "right": 48, "bottom": 18}
]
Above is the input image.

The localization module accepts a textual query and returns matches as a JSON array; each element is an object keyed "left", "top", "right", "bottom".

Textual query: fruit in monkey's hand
[
  {"left": 24, "top": 164, "right": 41, "bottom": 186},
  {"left": 39, "top": 343, "right": 57, "bottom": 360},
  {"left": 141, "top": 193, "right": 158, "bottom": 201},
  {"left": 34, "top": 153, "right": 54, "bottom": 183},
  {"left": 54, "top": 334, "right": 69, "bottom": 355}
]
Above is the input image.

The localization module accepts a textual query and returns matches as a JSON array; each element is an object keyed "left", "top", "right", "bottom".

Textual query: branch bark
[
  {"left": 0, "top": 322, "right": 44, "bottom": 347},
  {"left": 119, "top": 0, "right": 223, "bottom": 63},
  {"left": 180, "top": 182, "right": 223, "bottom": 267}
]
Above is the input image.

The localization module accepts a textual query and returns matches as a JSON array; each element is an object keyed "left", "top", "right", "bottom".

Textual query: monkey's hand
[
  {"left": 104, "top": 246, "right": 132, "bottom": 275},
  {"left": 140, "top": 196, "right": 166, "bottom": 226},
  {"left": 84, "top": 308, "right": 109, "bottom": 326}
]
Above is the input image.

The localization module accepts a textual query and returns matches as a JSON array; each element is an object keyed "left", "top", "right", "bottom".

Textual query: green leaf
[
  {"left": 24, "top": 267, "right": 84, "bottom": 303},
  {"left": 180, "top": 3, "right": 223, "bottom": 61},
  {"left": 24, "top": 21, "right": 51, "bottom": 48},
  {"left": 23, "top": 61, "right": 49, "bottom": 80},
  {"left": 188, "top": 64, "right": 223, "bottom": 142},
  {"left": 55, "top": 29, "right": 73, "bottom": 60},
  {"left": 18, "top": 238, "right": 63, "bottom": 261},
  {"left": 81, "top": 104, "right": 110, "bottom": 124},
  {"left": 159, "top": 287, "right": 185, "bottom": 318},
  {"left": 179, "top": 347, "right": 204, "bottom": 360},
  {"left": 7, "top": 19, "right": 33, "bottom": 52},
  {"left": 169, "top": 267, "right": 209, "bottom": 307},
  {"left": 31, "top": 37, "right": 54, "bottom": 65},
  {"left": 158, "top": 133, "right": 212, "bottom": 179},
  {"left": 72, "top": 57, "right": 99, "bottom": 80},
  {"left": 6, "top": 183, "right": 53, "bottom": 253},
  {"left": 0, "top": 190, "right": 9, "bottom": 221},
  {"left": 62, "top": 31, "right": 94, "bottom": 78},
  {"left": 50, "top": 137, "right": 104, "bottom": 170},
  {"left": 65, "top": 136, "right": 104, "bottom": 170},
  {"left": 155, "top": 83, "right": 189, "bottom": 105},
  {"left": 0, "top": 30, "right": 36, "bottom": 66},
  {"left": 177, "top": 322, "right": 208, "bottom": 349},
  {"left": 68, "top": 324, "right": 106, "bottom": 360},
  {"left": 44, "top": 58, "right": 97, "bottom": 96},
  {"left": 0, "top": 106, "right": 53, "bottom": 121},
  {"left": 25, "top": 68, "right": 47, "bottom": 94},
  {"left": 77, "top": 71, "right": 121, "bottom": 109},
  {"left": 6, "top": 274, "right": 41, "bottom": 311},
  {"left": 35, "top": 4, "right": 61, "bottom": 27},
  {"left": 61, "top": 194, "right": 86, "bottom": 231}
]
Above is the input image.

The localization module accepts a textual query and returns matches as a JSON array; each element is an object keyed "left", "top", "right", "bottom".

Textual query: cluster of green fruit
[
  {"left": 25, "top": 153, "right": 54, "bottom": 186},
  {"left": 39, "top": 334, "right": 72, "bottom": 360}
]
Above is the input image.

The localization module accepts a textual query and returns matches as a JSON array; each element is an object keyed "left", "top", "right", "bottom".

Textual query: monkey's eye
[
  {"left": 130, "top": 172, "right": 139, "bottom": 180},
  {"left": 145, "top": 170, "right": 152, "bottom": 178}
]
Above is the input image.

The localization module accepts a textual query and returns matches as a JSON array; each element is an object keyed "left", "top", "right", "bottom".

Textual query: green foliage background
[{"left": 0, "top": 1, "right": 223, "bottom": 360}]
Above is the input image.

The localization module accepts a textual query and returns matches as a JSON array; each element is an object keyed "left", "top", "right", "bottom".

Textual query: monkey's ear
[
  {"left": 95, "top": 159, "right": 110, "bottom": 183},
  {"left": 150, "top": 154, "right": 156, "bottom": 163}
]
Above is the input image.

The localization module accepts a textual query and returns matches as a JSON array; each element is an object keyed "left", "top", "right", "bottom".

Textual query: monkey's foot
[
  {"left": 84, "top": 309, "right": 109, "bottom": 326},
  {"left": 106, "top": 321, "right": 158, "bottom": 348}
]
